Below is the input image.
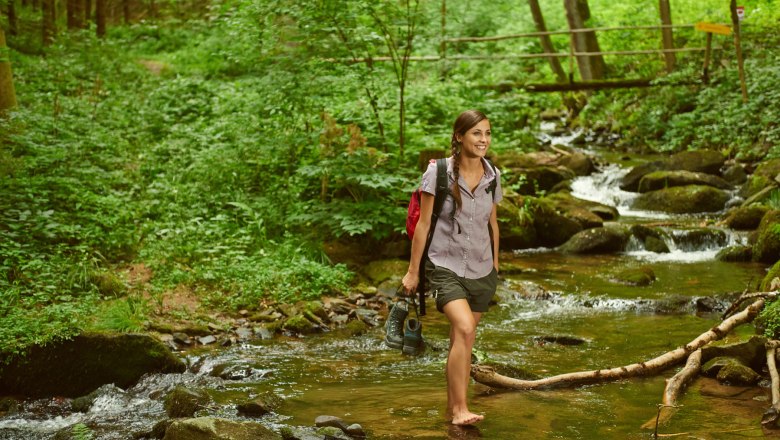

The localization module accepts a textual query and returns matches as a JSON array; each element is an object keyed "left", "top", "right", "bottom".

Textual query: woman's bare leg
[{"left": 443, "top": 299, "right": 484, "bottom": 425}]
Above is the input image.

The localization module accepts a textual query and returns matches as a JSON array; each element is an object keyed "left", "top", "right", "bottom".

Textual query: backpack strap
[
  {"left": 416, "top": 158, "right": 448, "bottom": 316},
  {"left": 484, "top": 158, "right": 498, "bottom": 263}
]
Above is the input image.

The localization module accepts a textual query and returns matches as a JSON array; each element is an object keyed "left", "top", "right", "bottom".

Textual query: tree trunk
[
  {"left": 563, "top": 0, "right": 606, "bottom": 80},
  {"left": 471, "top": 297, "right": 765, "bottom": 389},
  {"left": 6, "top": 0, "right": 18, "bottom": 36},
  {"left": 528, "top": 0, "right": 566, "bottom": 82},
  {"left": 659, "top": 0, "right": 675, "bottom": 72},
  {"left": 67, "top": 0, "right": 84, "bottom": 29},
  {"left": 95, "top": 0, "right": 105, "bottom": 37},
  {"left": 123, "top": 0, "right": 130, "bottom": 24},
  {"left": 0, "top": 27, "right": 18, "bottom": 112},
  {"left": 42, "top": 0, "right": 55, "bottom": 45},
  {"left": 83, "top": 0, "right": 90, "bottom": 22}
]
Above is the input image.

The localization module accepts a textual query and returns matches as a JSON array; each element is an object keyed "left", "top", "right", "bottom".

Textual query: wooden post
[
  {"left": 659, "top": 0, "right": 675, "bottom": 72},
  {"left": 528, "top": 0, "right": 566, "bottom": 82},
  {"left": 701, "top": 32, "right": 712, "bottom": 84},
  {"left": 730, "top": 0, "right": 748, "bottom": 102}
]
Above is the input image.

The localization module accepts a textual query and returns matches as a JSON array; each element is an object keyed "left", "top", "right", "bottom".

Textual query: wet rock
[
  {"left": 557, "top": 151, "right": 595, "bottom": 176},
  {"left": 163, "top": 385, "right": 211, "bottom": 418},
  {"left": 345, "top": 423, "right": 366, "bottom": 439},
  {"left": 255, "top": 327, "right": 274, "bottom": 340},
  {"left": 71, "top": 388, "right": 102, "bottom": 412},
  {"left": 235, "top": 327, "right": 254, "bottom": 340},
  {"left": 0, "top": 396, "right": 19, "bottom": 415},
  {"left": 715, "top": 245, "right": 752, "bottom": 262},
  {"left": 722, "top": 164, "right": 748, "bottom": 185},
  {"left": 702, "top": 356, "right": 746, "bottom": 377},
  {"left": 282, "top": 315, "right": 318, "bottom": 334},
  {"left": 513, "top": 281, "right": 552, "bottom": 300},
  {"left": 722, "top": 205, "right": 769, "bottom": 230},
  {"left": 631, "top": 225, "right": 670, "bottom": 253},
  {"left": 172, "top": 332, "right": 192, "bottom": 346},
  {"left": 637, "top": 170, "right": 731, "bottom": 193},
  {"left": 324, "top": 298, "right": 353, "bottom": 315},
  {"left": 0, "top": 333, "right": 186, "bottom": 398},
  {"left": 535, "top": 335, "right": 587, "bottom": 346},
  {"left": 557, "top": 226, "right": 631, "bottom": 254},
  {"left": 620, "top": 160, "right": 669, "bottom": 192},
  {"left": 717, "top": 363, "right": 761, "bottom": 386},
  {"left": 354, "top": 308, "right": 379, "bottom": 327},
  {"left": 695, "top": 296, "right": 722, "bottom": 314},
  {"left": 198, "top": 336, "right": 217, "bottom": 345},
  {"left": 701, "top": 335, "right": 767, "bottom": 372},
  {"left": 480, "top": 361, "right": 541, "bottom": 380},
  {"left": 672, "top": 228, "right": 728, "bottom": 250},
  {"left": 317, "top": 426, "right": 349, "bottom": 439},
  {"left": 162, "top": 417, "right": 280, "bottom": 440},
  {"left": 612, "top": 267, "right": 656, "bottom": 286},
  {"left": 151, "top": 419, "right": 175, "bottom": 439},
  {"left": 209, "top": 363, "right": 255, "bottom": 381},
  {"left": 752, "top": 210, "right": 780, "bottom": 263},
  {"left": 236, "top": 391, "right": 282, "bottom": 417},
  {"left": 669, "top": 149, "right": 726, "bottom": 175},
  {"left": 760, "top": 261, "right": 780, "bottom": 291},
  {"left": 515, "top": 166, "right": 576, "bottom": 195},
  {"left": 739, "top": 175, "right": 775, "bottom": 200},
  {"left": 280, "top": 426, "right": 322, "bottom": 440},
  {"left": 632, "top": 185, "right": 730, "bottom": 214},
  {"left": 343, "top": 319, "right": 369, "bottom": 336},
  {"left": 315, "top": 415, "right": 348, "bottom": 431}
]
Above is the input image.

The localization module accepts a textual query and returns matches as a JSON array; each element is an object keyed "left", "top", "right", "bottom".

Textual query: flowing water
[{"left": 2, "top": 146, "right": 778, "bottom": 440}]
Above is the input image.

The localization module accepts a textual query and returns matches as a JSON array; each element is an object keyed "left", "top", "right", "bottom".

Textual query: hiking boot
[
  {"left": 402, "top": 318, "right": 424, "bottom": 356},
  {"left": 384, "top": 301, "right": 408, "bottom": 349}
]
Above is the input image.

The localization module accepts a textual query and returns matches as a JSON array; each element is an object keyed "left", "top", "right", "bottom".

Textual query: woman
[{"left": 402, "top": 109, "right": 501, "bottom": 426}]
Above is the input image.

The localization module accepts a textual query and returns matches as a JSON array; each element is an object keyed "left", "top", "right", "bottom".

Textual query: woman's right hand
[{"left": 401, "top": 271, "right": 419, "bottom": 297}]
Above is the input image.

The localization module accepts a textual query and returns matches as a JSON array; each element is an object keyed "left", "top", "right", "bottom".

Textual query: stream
[{"left": 1, "top": 137, "right": 777, "bottom": 439}]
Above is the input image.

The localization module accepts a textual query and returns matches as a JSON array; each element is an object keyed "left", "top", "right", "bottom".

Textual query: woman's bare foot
[{"left": 451, "top": 411, "right": 484, "bottom": 426}]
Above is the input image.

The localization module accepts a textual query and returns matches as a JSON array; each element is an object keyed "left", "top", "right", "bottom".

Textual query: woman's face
[{"left": 457, "top": 119, "right": 491, "bottom": 159}]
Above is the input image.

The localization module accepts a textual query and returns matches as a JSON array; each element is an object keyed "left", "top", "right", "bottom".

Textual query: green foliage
[
  {"left": 759, "top": 300, "right": 780, "bottom": 339},
  {"left": 71, "top": 423, "right": 94, "bottom": 440},
  {"left": 91, "top": 297, "right": 148, "bottom": 333}
]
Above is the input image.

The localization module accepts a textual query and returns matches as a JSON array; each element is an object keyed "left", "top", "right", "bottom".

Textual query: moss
[
  {"left": 344, "top": 319, "right": 369, "bottom": 336},
  {"left": 282, "top": 315, "right": 315, "bottom": 334},
  {"left": 90, "top": 271, "right": 127, "bottom": 297},
  {"left": 613, "top": 267, "right": 656, "bottom": 286},
  {"left": 164, "top": 385, "right": 211, "bottom": 418}
]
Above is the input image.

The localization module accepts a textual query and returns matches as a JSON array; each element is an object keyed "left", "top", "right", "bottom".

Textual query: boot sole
[{"left": 384, "top": 336, "right": 403, "bottom": 349}]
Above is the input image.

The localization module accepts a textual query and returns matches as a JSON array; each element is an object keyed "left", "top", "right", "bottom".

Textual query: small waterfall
[{"left": 570, "top": 164, "right": 670, "bottom": 219}]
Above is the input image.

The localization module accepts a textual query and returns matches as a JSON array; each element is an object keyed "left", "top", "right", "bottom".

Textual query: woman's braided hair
[{"left": 449, "top": 109, "right": 488, "bottom": 219}]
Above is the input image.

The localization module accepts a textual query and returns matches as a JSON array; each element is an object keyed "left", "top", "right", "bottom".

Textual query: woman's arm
[
  {"left": 490, "top": 203, "right": 499, "bottom": 272},
  {"left": 402, "top": 192, "right": 435, "bottom": 295}
]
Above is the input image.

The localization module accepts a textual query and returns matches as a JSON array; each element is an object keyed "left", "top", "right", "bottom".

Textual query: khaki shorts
[{"left": 425, "top": 260, "right": 497, "bottom": 313}]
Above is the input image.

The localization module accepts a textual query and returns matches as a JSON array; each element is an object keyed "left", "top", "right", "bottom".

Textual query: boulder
[
  {"left": 557, "top": 226, "right": 631, "bottom": 254},
  {"left": 631, "top": 185, "right": 730, "bottom": 214},
  {"left": 715, "top": 245, "right": 753, "bottom": 262},
  {"left": 752, "top": 210, "right": 780, "bottom": 263},
  {"left": 361, "top": 259, "right": 408, "bottom": 285},
  {"left": 761, "top": 260, "right": 780, "bottom": 291},
  {"left": 512, "top": 166, "right": 576, "bottom": 195},
  {"left": 0, "top": 333, "right": 185, "bottom": 398},
  {"left": 717, "top": 364, "right": 761, "bottom": 386},
  {"left": 668, "top": 149, "right": 725, "bottom": 175},
  {"left": 164, "top": 385, "right": 211, "bottom": 418},
  {"left": 700, "top": 335, "right": 767, "bottom": 372},
  {"left": 631, "top": 225, "right": 670, "bottom": 253},
  {"left": 637, "top": 170, "right": 731, "bottom": 193},
  {"left": 162, "top": 417, "right": 280, "bottom": 440},
  {"left": 672, "top": 228, "right": 728, "bottom": 250},
  {"left": 722, "top": 205, "right": 770, "bottom": 230},
  {"left": 236, "top": 391, "right": 283, "bottom": 417},
  {"left": 612, "top": 267, "right": 656, "bottom": 286},
  {"left": 722, "top": 164, "right": 747, "bottom": 185}
]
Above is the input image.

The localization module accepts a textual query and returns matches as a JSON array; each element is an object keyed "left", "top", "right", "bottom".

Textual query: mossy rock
[
  {"left": 672, "top": 228, "right": 728, "bottom": 250},
  {"left": 668, "top": 149, "right": 725, "bottom": 175},
  {"left": 700, "top": 335, "right": 767, "bottom": 372},
  {"left": 760, "top": 260, "right": 780, "bottom": 291},
  {"left": 722, "top": 205, "right": 770, "bottom": 230},
  {"left": 0, "top": 333, "right": 185, "bottom": 398},
  {"left": 701, "top": 356, "right": 746, "bottom": 377},
  {"left": 343, "top": 319, "right": 369, "bottom": 336},
  {"left": 631, "top": 225, "right": 670, "bottom": 253},
  {"left": 717, "top": 363, "right": 761, "bottom": 386},
  {"left": 716, "top": 245, "right": 753, "bottom": 262},
  {"left": 644, "top": 236, "right": 670, "bottom": 253},
  {"left": 532, "top": 198, "right": 583, "bottom": 247},
  {"left": 236, "top": 391, "right": 283, "bottom": 417},
  {"left": 739, "top": 175, "right": 774, "bottom": 199},
  {"left": 631, "top": 185, "right": 730, "bottom": 214},
  {"left": 557, "top": 226, "right": 630, "bottom": 254},
  {"left": 612, "top": 267, "right": 656, "bottom": 286},
  {"left": 620, "top": 160, "right": 670, "bottom": 192},
  {"left": 637, "top": 170, "right": 731, "bottom": 193},
  {"left": 162, "top": 417, "right": 281, "bottom": 440},
  {"left": 753, "top": 210, "right": 780, "bottom": 263},
  {"left": 90, "top": 271, "right": 127, "bottom": 297},
  {"left": 361, "top": 259, "right": 408, "bottom": 285},
  {"left": 752, "top": 158, "right": 780, "bottom": 180},
  {"left": 497, "top": 195, "right": 538, "bottom": 249},
  {"left": 282, "top": 315, "right": 317, "bottom": 334},
  {"left": 164, "top": 385, "right": 211, "bottom": 418}
]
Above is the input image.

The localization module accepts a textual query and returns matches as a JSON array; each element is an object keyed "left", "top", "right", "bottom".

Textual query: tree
[
  {"left": 367, "top": 0, "right": 420, "bottom": 161},
  {"left": 6, "top": 0, "right": 17, "bottom": 36},
  {"left": 67, "top": 0, "right": 84, "bottom": 29},
  {"left": 42, "top": 0, "right": 55, "bottom": 45},
  {"left": 95, "top": 0, "right": 105, "bottom": 37},
  {"left": 528, "top": 0, "right": 566, "bottom": 82},
  {"left": 563, "top": 0, "right": 606, "bottom": 80},
  {"left": 0, "top": 26, "right": 17, "bottom": 112}
]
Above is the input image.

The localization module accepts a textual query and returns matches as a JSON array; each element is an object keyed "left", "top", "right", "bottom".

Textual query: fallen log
[
  {"left": 761, "top": 340, "right": 780, "bottom": 428},
  {"left": 471, "top": 297, "right": 767, "bottom": 390},
  {"left": 640, "top": 349, "right": 702, "bottom": 430}
]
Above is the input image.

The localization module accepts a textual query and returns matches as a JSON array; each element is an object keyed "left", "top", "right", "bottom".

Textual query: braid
[{"left": 450, "top": 136, "right": 463, "bottom": 219}]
